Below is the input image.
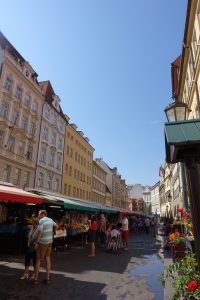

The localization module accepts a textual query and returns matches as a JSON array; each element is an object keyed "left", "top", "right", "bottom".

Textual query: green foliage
[{"left": 160, "top": 252, "right": 200, "bottom": 300}]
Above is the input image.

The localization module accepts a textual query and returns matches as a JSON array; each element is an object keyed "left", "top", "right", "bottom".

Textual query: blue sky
[{"left": 0, "top": 0, "right": 187, "bottom": 186}]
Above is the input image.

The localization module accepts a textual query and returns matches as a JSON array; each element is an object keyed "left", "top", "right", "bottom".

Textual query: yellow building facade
[
  {"left": 61, "top": 123, "right": 94, "bottom": 201},
  {"left": 92, "top": 160, "right": 106, "bottom": 205}
]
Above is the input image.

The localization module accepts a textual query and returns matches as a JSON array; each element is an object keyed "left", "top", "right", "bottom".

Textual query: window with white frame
[
  {"left": 56, "top": 154, "right": 62, "bottom": 170},
  {"left": 0, "top": 102, "right": 9, "bottom": 119},
  {"left": 40, "top": 146, "right": 46, "bottom": 163},
  {"left": 4, "top": 76, "right": 13, "bottom": 91},
  {"left": 27, "top": 145, "right": 33, "bottom": 160},
  {"left": 24, "top": 94, "right": 31, "bottom": 107},
  {"left": 3, "top": 164, "right": 11, "bottom": 182},
  {"left": 13, "top": 168, "right": 21, "bottom": 185},
  {"left": 15, "top": 85, "right": 22, "bottom": 100},
  {"left": 32, "top": 100, "right": 38, "bottom": 113},
  {"left": 30, "top": 123, "right": 36, "bottom": 136},
  {"left": 11, "top": 110, "right": 19, "bottom": 125},
  {"left": 21, "top": 116, "right": 28, "bottom": 131},
  {"left": 47, "top": 175, "right": 52, "bottom": 190},
  {"left": 54, "top": 178, "right": 59, "bottom": 192},
  {"left": 58, "top": 137, "right": 63, "bottom": 150},
  {"left": 52, "top": 132, "right": 56, "bottom": 146},
  {"left": 42, "top": 127, "right": 48, "bottom": 141},
  {"left": 44, "top": 107, "right": 50, "bottom": 119},
  {"left": 8, "top": 136, "right": 15, "bottom": 152},
  {"left": 17, "top": 141, "right": 24, "bottom": 156},
  {"left": 23, "top": 171, "right": 30, "bottom": 188},
  {"left": 49, "top": 148, "right": 55, "bottom": 167},
  {"left": 0, "top": 130, "right": 4, "bottom": 147},
  {"left": 38, "top": 172, "right": 44, "bottom": 188}
]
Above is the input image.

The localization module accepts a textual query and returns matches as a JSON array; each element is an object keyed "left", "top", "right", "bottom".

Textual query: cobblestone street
[{"left": 0, "top": 232, "right": 164, "bottom": 300}]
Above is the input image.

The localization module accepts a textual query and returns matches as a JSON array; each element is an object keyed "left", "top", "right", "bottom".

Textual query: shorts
[
  {"left": 122, "top": 230, "right": 128, "bottom": 242},
  {"left": 37, "top": 243, "right": 52, "bottom": 260}
]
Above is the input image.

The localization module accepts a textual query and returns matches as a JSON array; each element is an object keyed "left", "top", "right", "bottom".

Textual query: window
[
  {"left": 27, "top": 145, "right": 33, "bottom": 160},
  {"left": 64, "top": 184, "right": 67, "bottom": 194},
  {"left": 21, "top": 116, "right": 28, "bottom": 131},
  {"left": 24, "top": 94, "right": 31, "bottom": 107},
  {"left": 32, "top": 101, "right": 38, "bottom": 113},
  {"left": 52, "top": 132, "right": 56, "bottom": 146},
  {"left": 47, "top": 175, "right": 52, "bottom": 190},
  {"left": 68, "top": 185, "right": 71, "bottom": 196},
  {"left": 0, "top": 102, "right": 9, "bottom": 119},
  {"left": 23, "top": 171, "right": 30, "bottom": 188},
  {"left": 65, "top": 164, "right": 68, "bottom": 174},
  {"left": 8, "top": 136, "right": 15, "bottom": 152},
  {"left": 11, "top": 111, "right": 19, "bottom": 125},
  {"left": 3, "top": 165, "right": 11, "bottom": 182},
  {"left": 15, "top": 85, "right": 22, "bottom": 100},
  {"left": 4, "top": 76, "right": 12, "bottom": 91},
  {"left": 44, "top": 108, "right": 50, "bottom": 119},
  {"left": 13, "top": 168, "right": 21, "bottom": 185},
  {"left": 0, "top": 130, "right": 4, "bottom": 147},
  {"left": 30, "top": 123, "right": 36, "bottom": 136},
  {"left": 58, "top": 138, "right": 63, "bottom": 150},
  {"left": 54, "top": 178, "right": 59, "bottom": 192},
  {"left": 17, "top": 141, "right": 24, "bottom": 156},
  {"left": 42, "top": 127, "right": 48, "bottom": 141},
  {"left": 69, "top": 166, "right": 72, "bottom": 176},
  {"left": 38, "top": 172, "right": 44, "bottom": 188},
  {"left": 60, "top": 121, "right": 64, "bottom": 132},
  {"left": 40, "top": 146, "right": 46, "bottom": 163},
  {"left": 56, "top": 154, "right": 62, "bottom": 170},
  {"left": 49, "top": 149, "right": 55, "bottom": 167}
]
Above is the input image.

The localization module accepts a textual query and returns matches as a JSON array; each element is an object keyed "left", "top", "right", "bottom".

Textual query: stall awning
[
  {"left": 0, "top": 185, "right": 43, "bottom": 204},
  {"left": 30, "top": 190, "right": 118, "bottom": 213},
  {"left": 165, "top": 119, "right": 200, "bottom": 163}
]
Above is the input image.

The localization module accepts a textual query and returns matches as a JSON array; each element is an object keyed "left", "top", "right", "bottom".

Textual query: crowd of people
[{"left": 19, "top": 210, "right": 158, "bottom": 285}]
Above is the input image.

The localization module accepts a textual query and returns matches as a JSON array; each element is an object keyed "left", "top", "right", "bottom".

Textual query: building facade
[
  {"left": 0, "top": 32, "right": 43, "bottom": 189},
  {"left": 62, "top": 123, "right": 94, "bottom": 201},
  {"left": 150, "top": 181, "right": 160, "bottom": 216},
  {"left": 95, "top": 159, "right": 128, "bottom": 209},
  {"left": 92, "top": 160, "right": 107, "bottom": 205},
  {"left": 34, "top": 81, "right": 66, "bottom": 193}
]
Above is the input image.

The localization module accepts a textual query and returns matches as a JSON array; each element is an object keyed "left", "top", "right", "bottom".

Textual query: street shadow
[{"left": 0, "top": 264, "right": 107, "bottom": 300}]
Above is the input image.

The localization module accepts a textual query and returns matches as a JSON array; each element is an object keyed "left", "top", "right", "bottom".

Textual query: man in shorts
[
  {"left": 34, "top": 210, "right": 57, "bottom": 284},
  {"left": 121, "top": 214, "right": 129, "bottom": 250}
]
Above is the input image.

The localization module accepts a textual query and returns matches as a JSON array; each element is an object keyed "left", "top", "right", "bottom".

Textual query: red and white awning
[{"left": 0, "top": 185, "right": 43, "bottom": 204}]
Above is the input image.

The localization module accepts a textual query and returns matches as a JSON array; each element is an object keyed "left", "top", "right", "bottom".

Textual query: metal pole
[{"left": 180, "top": 162, "right": 188, "bottom": 210}]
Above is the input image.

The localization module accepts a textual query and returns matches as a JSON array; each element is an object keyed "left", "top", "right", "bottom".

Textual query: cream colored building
[
  {"left": 92, "top": 160, "right": 107, "bottom": 205},
  {"left": 0, "top": 32, "right": 43, "bottom": 189},
  {"left": 95, "top": 159, "right": 128, "bottom": 209},
  {"left": 34, "top": 81, "right": 67, "bottom": 193},
  {"left": 61, "top": 123, "right": 94, "bottom": 201}
]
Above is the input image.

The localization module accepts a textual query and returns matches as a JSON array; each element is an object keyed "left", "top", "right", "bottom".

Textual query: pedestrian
[
  {"left": 99, "top": 213, "right": 107, "bottom": 247},
  {"left": 145, "top": 217, "right": 150, "bottom": 234},
  {"left": 34, "top": 210, "right": 57, "bottom": 285},
  {"left": 121, "top": 214, "right": 129, "bottom": 250},
  {"left": 88, "top": 215, "right": 97, "bottom": 257},
  {"left": 20, "top": 214, "right": 39, "bottom": 280}
]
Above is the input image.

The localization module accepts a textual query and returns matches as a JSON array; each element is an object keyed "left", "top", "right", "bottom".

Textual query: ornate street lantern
[{"left": 164, "top": 97, "right": 191, "bottom": 122}]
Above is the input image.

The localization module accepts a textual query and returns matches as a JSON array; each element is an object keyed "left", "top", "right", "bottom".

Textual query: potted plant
[
  {"left": 160, "top": 252, "right": 200, "bottom": 299},
  {"left": 168, "top": 229, "right": 186, "bottom": 262}
]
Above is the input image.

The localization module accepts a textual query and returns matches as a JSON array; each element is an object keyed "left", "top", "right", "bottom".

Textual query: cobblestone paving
[{"left": 0, "top": 233, "right": 164, "bottom": 300}]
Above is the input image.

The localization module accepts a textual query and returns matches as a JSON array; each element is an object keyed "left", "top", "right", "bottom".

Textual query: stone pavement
[{"left": 0, "top": 231, "right": 164, "bottom": 300}]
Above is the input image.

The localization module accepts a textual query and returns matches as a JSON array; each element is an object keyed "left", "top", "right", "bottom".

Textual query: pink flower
[{"left": 187, "top": 280, "right": 199, "bottom": 292}]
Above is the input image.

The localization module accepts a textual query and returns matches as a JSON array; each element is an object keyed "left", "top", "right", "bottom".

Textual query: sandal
[
  {"left": 33, "top": 279, "right": 39, "bottom": 285},
  {"left": 43, "top": 279, "right": 50, "bottom": 285}
]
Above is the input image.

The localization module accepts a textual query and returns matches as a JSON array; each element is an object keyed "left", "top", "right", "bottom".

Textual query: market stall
[{"left": 0, "top": 182, "right": 43, "bottom": 254}]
